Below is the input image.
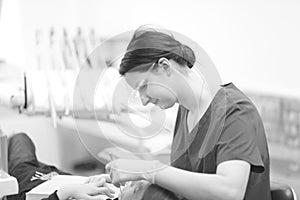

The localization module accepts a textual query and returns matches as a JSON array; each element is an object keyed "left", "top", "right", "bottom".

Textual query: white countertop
[{"left": 0, "top": 172, "right": 18, "bottom": 198}]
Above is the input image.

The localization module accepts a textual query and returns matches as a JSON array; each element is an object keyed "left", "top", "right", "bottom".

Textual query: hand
[
  {"left": 57, "top": 182, "right": 115, "bottom": 200},
  {"left": 105, "top": 159, "right": 164, "bottom": 187},
  {"left": 85, "top": 174, "right": 111, "bottom": 184}
]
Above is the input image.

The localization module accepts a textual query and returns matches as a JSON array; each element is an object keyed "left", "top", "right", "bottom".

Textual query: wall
[
  {"left": 0, "top": 106, "right": 62, "bottom": 167},
  {"left": 0, "top": 0, "right": 299, "bottom": 98}
]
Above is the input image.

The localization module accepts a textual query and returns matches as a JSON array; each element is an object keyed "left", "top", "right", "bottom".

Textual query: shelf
[{"left": 0, "top": 173, "right": 18, "bottom": 198}]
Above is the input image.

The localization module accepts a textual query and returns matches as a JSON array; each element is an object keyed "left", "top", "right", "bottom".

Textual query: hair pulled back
[{"left": 119, "top": 26, "right": 195, "bottom": 75}]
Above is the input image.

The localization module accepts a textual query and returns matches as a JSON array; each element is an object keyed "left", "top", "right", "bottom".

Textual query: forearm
[{"left": 155, "top": 166, "right": 243, "bottom": 200}]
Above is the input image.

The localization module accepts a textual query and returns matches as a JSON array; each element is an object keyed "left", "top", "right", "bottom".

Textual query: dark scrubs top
[{"left": 171, "top": 83, "right": 271, "bottom": 200}]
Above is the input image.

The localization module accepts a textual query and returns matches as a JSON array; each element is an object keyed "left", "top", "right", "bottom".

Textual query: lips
[{"left": 152, "top": 99, "right": 159, "bottom": 105}]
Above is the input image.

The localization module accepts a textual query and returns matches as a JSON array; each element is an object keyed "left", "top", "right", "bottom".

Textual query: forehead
[{"left": 124, "top": 71, "right": 150, "bottom": 88}]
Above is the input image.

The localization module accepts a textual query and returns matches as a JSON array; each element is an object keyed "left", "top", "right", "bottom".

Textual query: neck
[{"left": 176, "top": 70, "right": 212, "bottom": 115}]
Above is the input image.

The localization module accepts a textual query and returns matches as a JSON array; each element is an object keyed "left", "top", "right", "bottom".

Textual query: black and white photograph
[{"left": 0, "top": 0, "right": 299, "bottom": 200}]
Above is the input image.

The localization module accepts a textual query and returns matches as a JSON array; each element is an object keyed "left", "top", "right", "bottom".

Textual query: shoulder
[
  {"left": 218, "top": 83, "right": 261, "bottom": 123},
  {"left": 221, "top": 83, "right": 253, "bottom": 108},
  {"left": 212, "top": 83, "right": 267, "bottom": 144}
]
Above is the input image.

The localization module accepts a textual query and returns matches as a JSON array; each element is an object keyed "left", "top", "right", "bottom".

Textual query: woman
[{"left": 106, "top": 26, "right": 271, "bottom": 200}]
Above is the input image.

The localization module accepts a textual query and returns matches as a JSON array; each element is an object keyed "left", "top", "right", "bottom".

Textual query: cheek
[{"left": 147, "top": 85, "right": 176, "bottom": 102}]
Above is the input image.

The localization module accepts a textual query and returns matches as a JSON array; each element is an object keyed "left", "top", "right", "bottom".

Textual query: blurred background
[{"left": 0, "top": 0, "right": 299, "bottom": 197}]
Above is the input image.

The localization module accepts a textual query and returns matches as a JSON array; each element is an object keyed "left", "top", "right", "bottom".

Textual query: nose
[{"left": 140, "top": 92, "right": 150, "bottom": 106}]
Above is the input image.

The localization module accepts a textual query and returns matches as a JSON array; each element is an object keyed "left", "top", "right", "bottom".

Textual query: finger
[
  {"left": 105, "top": 163, "right": 112, "bottom": 173},
  {"left": 101, "top": 174, "right": 112, "bottom": 182},
  {"left": 88, "top": 186, "right": 106, "bottom": 196},
  {"left": 111, "top": 178, "right": 121, "bottom": 188},
  {"left": 90, "top": 174, "right": 111, "bottom": 184},
  {"left": 111, "top": 172, "right": 132, "bottom": 187},
  {"left": 92, "top": 179, "right": 105, "bottom": 187},
  {"left": 82, "top": 195, "right": 99, "bottom": 200},
  {"left": 88, "top": 177, "right": 97, "bottom": 183},
  {"left": 36, "top": 171, "right": 44, "bottom": 176},
  {"left": 85, "top": 177, "right": 92, "bottom": 183},
  {"left": 103, "top": 188, "right": 116, "bottom": 198},
  {"left": 120, "top": 181, "right": 126, "bottom": 187},
  {"left": 108, "top": 170, "right": 115, "bottom": 184},
  {"left": 112, "top": 171, "right": 127, "bottom": 188},
  {"left": 106, "top": 160, "right": 119, "bottom": 172},
  {"left": 90, "top": 177, "right": 96, "bottom": 183},
  {"left": 108, "top": 186, "right": 116, "bottom": 194},
  {"left": 88, "top": 194, "right": 111, "bottom": 200},
  {"left": 109, "top": 170, "right": 120, "bottom": 187},
  {"left": 96, "top": 187, "right": 115, "bottom": 198}
]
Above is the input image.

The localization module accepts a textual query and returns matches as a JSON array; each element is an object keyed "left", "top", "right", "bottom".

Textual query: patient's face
[{"left": 120, "top": 181, "right": 150, "bottom": 200}]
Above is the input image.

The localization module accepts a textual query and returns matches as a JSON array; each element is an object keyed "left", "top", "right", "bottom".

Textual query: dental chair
[{"left": 271, "top": 182, "right": 297, "bottom": 200}]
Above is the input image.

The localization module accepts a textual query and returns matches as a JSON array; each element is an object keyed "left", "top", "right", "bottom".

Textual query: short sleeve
[{"left": 216, "top": 115, "right": 265, "bottom": 173}]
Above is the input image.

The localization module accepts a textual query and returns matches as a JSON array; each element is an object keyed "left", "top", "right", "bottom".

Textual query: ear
[{"left": 157, "top": 58, "right": 171, "bottom": 76}]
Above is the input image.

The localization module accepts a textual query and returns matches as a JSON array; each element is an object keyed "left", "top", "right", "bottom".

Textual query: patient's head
[
  {"left": 120, "top": 181, "right": 149, "bottom": 200},
  {"left": 121, "top": 181, "right": 180, "bottom": 200}
]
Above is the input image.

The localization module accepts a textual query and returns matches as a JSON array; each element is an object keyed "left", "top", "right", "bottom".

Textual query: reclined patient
[{"left": 7, "top": 133, "right": 179, "bottom": 200}]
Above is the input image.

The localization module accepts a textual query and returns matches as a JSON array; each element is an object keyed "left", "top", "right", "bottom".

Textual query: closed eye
[{"left": 138, "top": 84, "right": 147, "bottom": 94}]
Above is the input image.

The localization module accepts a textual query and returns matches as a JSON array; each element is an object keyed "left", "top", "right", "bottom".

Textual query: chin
[{"left": 159, "top": 102, "right": 175, "bottom": 110}]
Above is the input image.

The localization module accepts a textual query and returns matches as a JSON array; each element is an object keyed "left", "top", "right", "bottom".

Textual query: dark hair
[
  {"left": 119, "top": 28, "right": 196, "bottom": 75},
  {"left": 141, "top": 184, "right": 181, "bottom": 200}
]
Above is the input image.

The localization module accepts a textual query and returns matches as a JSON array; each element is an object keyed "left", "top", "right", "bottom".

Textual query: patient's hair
[{"left": 141, "top": 184, "right": 181, "bottom": 200}]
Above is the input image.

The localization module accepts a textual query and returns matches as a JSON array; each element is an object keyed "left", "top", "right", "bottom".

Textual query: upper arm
[
  {"left": 216, "top": 116, "right": 265, "bottom": 173},
  {"left": 217, "top": 160, "right": 251, "bottom": 199},
  {"left": 214, "top": 106, "right": 267, "bottom": 199}
]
